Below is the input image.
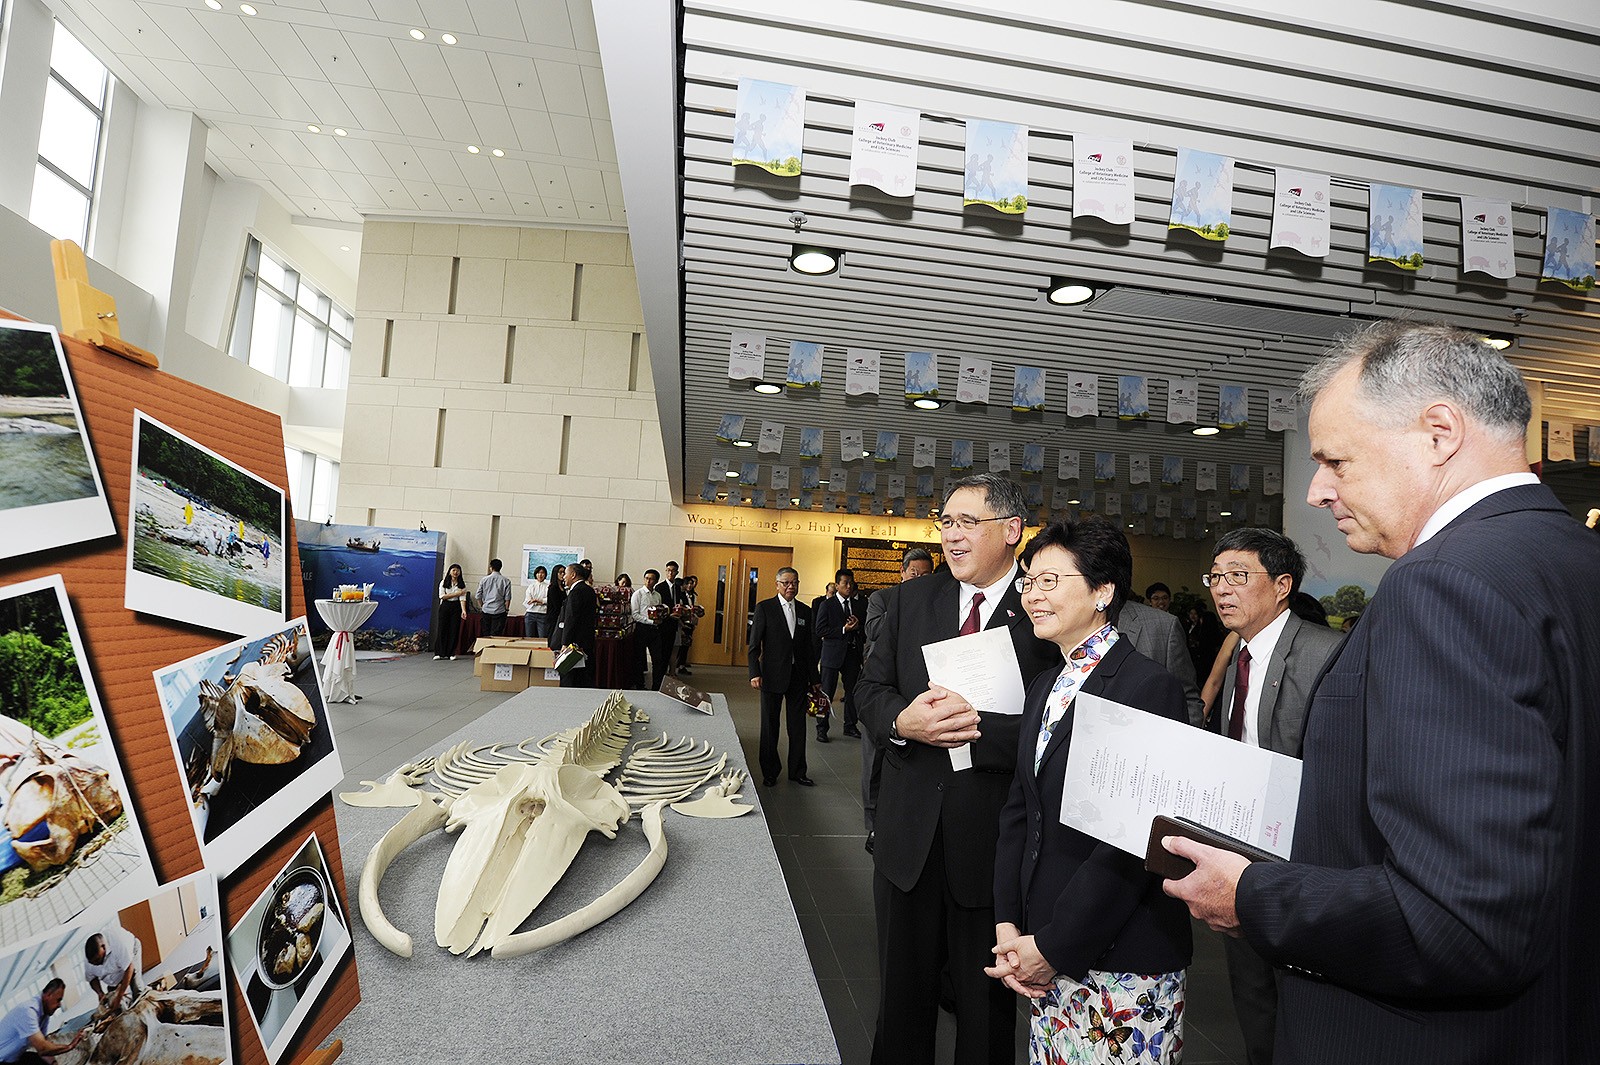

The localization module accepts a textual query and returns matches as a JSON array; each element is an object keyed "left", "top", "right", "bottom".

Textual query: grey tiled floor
[{"left": 329, "top": 655, "right": 1247, "bottom": 1065}]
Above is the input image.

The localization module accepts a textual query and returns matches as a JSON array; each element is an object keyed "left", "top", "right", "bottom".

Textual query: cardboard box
[
  {"left": 471, "top": 636, "right": 521, "bottom": 676},
  {"left": 478, "top": 642, "right": 559, "bottom": 692}
]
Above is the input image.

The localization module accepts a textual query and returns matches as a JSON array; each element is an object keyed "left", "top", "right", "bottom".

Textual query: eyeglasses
[
  {"left": 1016, "top": 572, "right": 1085, "bottom": 594},
  {"left": 1201, "top": 569, "right": 1271, "bottom": 588},
  {"left": 932, "top": 514, "right": 1014, "bottom": 533},
  {"left": 775, "top": 579, "right": 798, "bottom": 587}
]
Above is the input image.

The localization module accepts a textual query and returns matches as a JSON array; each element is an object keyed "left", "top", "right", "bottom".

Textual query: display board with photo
[
  {"left": 127, "top": 411, "right": 287, "bottom": 636},
  {"left": 0, "top": 575, "right": 158, "bottom": 950},
  {"left": 226, "top": 833, "right": 349, "bottom": 1065},
  {"left": 0, "top": 320, "right": 116, "bottom": 561},
  {"left": 153, "top": 619, "right": 343, "bottom": 877}
]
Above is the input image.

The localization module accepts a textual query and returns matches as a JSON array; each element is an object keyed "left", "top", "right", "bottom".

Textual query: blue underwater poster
[{"left": 298, "top": 524, "right": 446, "bottom": 651}]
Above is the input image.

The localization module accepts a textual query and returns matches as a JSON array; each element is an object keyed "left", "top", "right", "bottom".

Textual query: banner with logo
[
  {"left": 957, "top": 356, "right": 993, "bottom": 405},
  {"left": 1368, "top": 184, "right": 1424, "bottom": 271},
  {"left": 1264, "top": 465, "right": 1283, "bottom": 497},
  {"left": 771, "top": 466, "right": 790, "bottom": 492},
  {"left": 1104, "top": 492, "right": 1122, "bottom": 517},
  {"left": 1267, "top": 387, "right": 1298, "bottom": 432},
  {"left": 913, "top": 436, "right": 936, "bottom": 468},
  {"left": 988, "top": 442, "right": 1011, "bottom": 472},
  {"left": 850, "top": 101, "right": 919, "bottom": 197},
  {"left": 1169, "top": 147, "right": 1234, "bottom": 241},
  {"left": 757, "top": 421, "right": 784, "bottom": 454},
  {"left": 1460, "top": 197, "right": 1515, "bottom": 279},
  {"left": 1058, "top": 449, "right": 1081, "bottom": 481},
  {"left": 1196, "top": 462, "right": 1217, "bottom": 492},
  {"left": 840, "top": 429, "right": 864, "bottom": 461},
  {"left": 1130, "top": 453, "right": 1151, "bottom": 484},
  {"left": 1067, "top": 372, "right": 1099, "bottom": 418},
  {"left": 887, "top": 475, "right": 905, "bottom": 499},
  {"left": 1154, "top": 495, "right": 1172, "bottom": 518},
  {"left": 1167, "top": 377, "right": 1199, "bottom": 424},
  {"left": 732, "top": 79, "right": 805, "bottom": 176},
  {"left": 964, "top": 119, "right": 1028, "bottom": 214},
  {"left": 1548, "top": 421, "right": 1575, "bottom": 462},
  {"left": 728, "top": 331, "right": 767, "bottom": 380},
  {"left": 845, "top": 348, "right": 881, "bottom": 396},
  {"left": 1271, "top": 169, "right": 1330, "bottom": 256},
  {"left": 1073, "top": 135, "right": 1135, "bottom": 224}
]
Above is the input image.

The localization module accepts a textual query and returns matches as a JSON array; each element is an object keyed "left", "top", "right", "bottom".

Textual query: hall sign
[{"left": 681, "top": 505, "right": 926, "bottom": 541}]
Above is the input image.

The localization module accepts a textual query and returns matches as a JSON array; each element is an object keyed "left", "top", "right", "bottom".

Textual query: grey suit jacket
[
  {"left": 1117, "top": 601, "right": 1204, "bottom": 726},
  {"left": 1216, "top": 611, "right": 1343, "bottom": 758}
]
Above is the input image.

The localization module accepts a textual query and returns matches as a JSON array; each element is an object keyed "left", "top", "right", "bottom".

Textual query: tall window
[
  {"left": 231, "top": 237, "right": 353, "bottom": 388},
  {"left": 29, "top": 21, "right": 109, "bottom": 246},
  {"left": 284, "top": 445, "right": 340, "bottom": 523}
]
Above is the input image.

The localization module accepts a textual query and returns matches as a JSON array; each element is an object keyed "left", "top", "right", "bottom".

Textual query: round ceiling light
[
  {"left": 204, "top": 0, "right": 222, "bottom": 9},
  {"left": 467, "top": 144, "right": 480, "bottom": 154},
  {"left": 409, "top": 28, "right": 425, "bottom": 40},
  {"left": 440, "top": 32, "right": 458, "bottom": 45},
  {"left": 1480, "top": 333, "right": 1513, "bottom": 350},
  {"left": 1046, "top": 278, "right": 1095, "bottom": 305},
  {"left": 732, "top": 438, "right": 754, "bottom": 448},
  {"left": 913, "top": 397, "right": 942, "bottom": 410},
  {"left": 1068, "top": 498, "right": 1081, "bottom": 505},
  {"left": 306, "top": 124, "right": 321, "bottom": 133},
  {"left": 724, "top": 470, "right": 740, "bottom": 478},
  {"left": 1192, "top": 425, "right": 1221, "bottom": 436},
  {"left": 491, "top": 148, "right": 504, "bottom": 157},
  {"left": 789, "top": 245, "right": 841, "bottom": 276},
  {"left": 333, "top": 128, "right": 347, "bottom": 137},
  {"left": 752, "top": 382, "right": 782, "bottom": 395},
  {"left": 239, "top": 3, "right": 257, "bottom": 14}
]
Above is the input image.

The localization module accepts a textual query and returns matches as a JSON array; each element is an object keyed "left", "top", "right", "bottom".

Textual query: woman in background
[
  {"left": 673, "top": 574, "right": 701, "bottom": 675},
  {"left": 523, "top": 566, "right": 550, "bottom": 638},
  {"left": 433, "top": 563, "right": 469, "bottom": 660},
  {"left": 544, "top": 565, "right": 569, "bottom": 652},
  {"left": 990, "top": 518, "right": 1190, "bottom": 1064},
  {"left": 615, "top": 573, "right": 633, "bottom": 593}
]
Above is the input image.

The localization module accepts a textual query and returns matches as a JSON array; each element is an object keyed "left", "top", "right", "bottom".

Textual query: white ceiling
[
  {"left": 58, "top": 0, "right": 625, "bottom": 228},
  {"left": 599, "top": 0, "right": 1600, "bottom": 518}
]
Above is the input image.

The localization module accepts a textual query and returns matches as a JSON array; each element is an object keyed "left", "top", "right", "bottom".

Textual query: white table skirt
[{"left": 315, "top": 599, "right": 379, "bottom": 703}]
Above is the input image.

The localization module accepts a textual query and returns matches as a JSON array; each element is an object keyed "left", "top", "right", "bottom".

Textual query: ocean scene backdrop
[{"left": 297, "top": 524, "right": 446, "bottom": 651}]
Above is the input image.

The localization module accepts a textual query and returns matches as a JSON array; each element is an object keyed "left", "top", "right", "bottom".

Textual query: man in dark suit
[
  {"left": 861, "top": 547, "right": 934, "bottom": 852},
  {"left": 857, "top": 474, "right": 1060, "bottom": 1065},
  {"left": 747, "top": 566, "right": 817, "bottom": 787},
  {"left": 814, "top": 567, "right": 867, "bottom": 743},
  {"left": 1115, "top": 600, "right": 1204, "bottom": 726},
  {"left": 1167, "top": 322, "right": 1600, "bottom": 1065},
  {"left": 549, "top": 562, "right": 596, "bottom": 688},
  {"left": 1204, "top": 527, "right": 1343, "bottom": 1065}
]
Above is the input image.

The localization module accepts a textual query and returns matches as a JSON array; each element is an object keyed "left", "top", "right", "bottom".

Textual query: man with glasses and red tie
[
  {"left": 1203, "top": 527, "right": 1342, "bottom": 1065},
  {"left": 858, "top": 474, "right": 1059, "bottom": 1065}
]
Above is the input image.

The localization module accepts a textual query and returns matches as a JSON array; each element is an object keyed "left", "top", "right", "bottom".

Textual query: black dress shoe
[
  {"left": 842, "top": 726, "right": 862, "bottom": 738},
  {"left": 790, "top": 775, "right": 815, "bottom": 786},
  {"left": 816, "top": 732, "right": 830, "bottom": 743},
  {"left": 762, "top": 776, "right": 777, "bottom": 787}
]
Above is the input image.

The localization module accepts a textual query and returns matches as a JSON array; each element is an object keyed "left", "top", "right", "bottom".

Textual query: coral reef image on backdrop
[{"left": 298, "top": 525, "right": 446, "bottom": 652}]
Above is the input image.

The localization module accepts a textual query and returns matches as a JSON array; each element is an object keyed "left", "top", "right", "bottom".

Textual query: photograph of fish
[
  {"left": 225, "top": 833, "right": 349, "bottom": 1065},
  {"left": 0, "top": 575, "right": 157, "bottom": 950},
  {"left": 0, "top": 320, "right": 115, "bottom": 562},
  {"left": 153, "top": 620, "right": 342, "bottom": 877},
  {"left": 127, "top": 412, "right": 286, "bottom": 637},
  {"left": 296, "top": 524, "right": 446, "bottom": 653}
]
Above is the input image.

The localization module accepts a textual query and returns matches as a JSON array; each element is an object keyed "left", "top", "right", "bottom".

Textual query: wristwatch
[{"left": 888, "top": 714, "right": 904, "bottom": 743}]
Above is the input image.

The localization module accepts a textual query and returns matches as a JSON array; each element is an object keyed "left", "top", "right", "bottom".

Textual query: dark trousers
[
  {"left": 559, "top": 666, "right": 592, "bottom": 688},
  {"left": 819, "top": 648, "right": 862, "bottom": 734},
  {"left": 758, "top": 684, "right": 809, "bottom": 782},
  {"left": 526, "top": 613, "right": 549, "bottom": 638},
  {"left": 482, "top": 611, "right": 506, "bottom": 637},
  {"left": 861, "top": 729, "right": 884, "bottom": 831},
  {"left": 434, "top": 604, "right": 463, "bottom": 656},
  {"left": 871, "top": 821, "right": 1014, "bottom": 1065},
  {"left": 1224, "top": 930, "right": 1280, "bottom": 1065}
]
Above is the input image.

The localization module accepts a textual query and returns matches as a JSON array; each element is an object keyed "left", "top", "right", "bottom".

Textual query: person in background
[
  {"left": 630, "top": 569, "right": 669, "bottom": 690},
  {"left": 674, "top": 574, "right": 702, "bottom": 675},
  {"left": 658, "top": 561, "right": 682, "bottom": 670},
  {"left": 477, "top": 559, "right": 512, "bottom": 637},
  {"left": 523, "top": 566, "right": 550, "bottom": 638},
  {"left": 615, "top": 573, "right": 633, "bottom": 594},
  {"left": 991, "top": 518, "right": 1191, "bottom": 1065},
  {"left": 0, "top": 979, "right": 84, "bottom": 1064},
  {"left": 861, "top": 547, "right": 934, "bottom": 853},
  {"left": 433, "top": 563, "right": 468, "bottom": 660},
  {"left": 1145, "top": 581, "right": 1173, "bottom": 612},
  {"left": 815, "top": 568, "right": 867, "bottom": 743},
  {"left": 550, "top": 563, "right": 596, "bottom": 688},
  {"left": 544, "top": 564, "right": 568, "bottom": 652},
  {"left": 747, "top": 567, "right": 817, "bottom": 787},
  {"left": 84, "top": 927, "right": 146, "bottom": 1013}
]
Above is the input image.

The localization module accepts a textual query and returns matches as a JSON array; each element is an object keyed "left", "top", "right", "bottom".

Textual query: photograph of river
[
  {"left": 0, "top": 321, "right": 115, "bottom": 561},
  {"left": 126, "top": 412, "right": 287, "bottom": 636}
]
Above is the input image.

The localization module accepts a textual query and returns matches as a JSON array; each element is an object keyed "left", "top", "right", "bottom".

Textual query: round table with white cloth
[{"left": 315, "top": 598, "right": 379, "bottom": 703}]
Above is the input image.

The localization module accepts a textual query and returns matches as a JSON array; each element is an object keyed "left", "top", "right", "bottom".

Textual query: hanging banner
[
  {"left": 699, "top": 482, "right": 717, "bottom": 502},
  {"left": 875, "top": 430, "right": 900, "bottom": 463},
  {"left": 1180, "top": 498, "right": 1197, "bottom": 521},
  {"left": 1230, "top": 464, "right": 1250, "bottom": 493},
  {"left": 776, "top": 491, "right": 789, "bottom": 510},
  {"left": 800, "top": 466, "right": 820, "bottom": 490},
  {"left": 1013, "top": 366, "right": 1046, "bottom": 412},
  {"left": 1167, "top": 377, "right": 1199, "bottom": 425},
  {"left": 1129, "top": 453, "right": 1151, "bottom": 485},
  {"left": 1218, "top": 383, "right": 1250, "bottom": 430},
  {"left": 1067, "top": 372, "right": 1100, "bottom": 418},
  {"left": 1130, "top": 517, "right": 1147, "bottom": 536},
  {"left": 1022, "top": 443, "right": 1045, "bottom": 474},
  {"left": 1058, "top": 449, "right": 1081, "bottom": 481},
  {"left": 1267, "top": 387, "right": 1298, "bottom": 433},
  {"left": 913, "top": 436, "right": 936, "bottom": 468},
  {"left": 757, "top": 421, "right": 784, "bottom": 454},
  {"left": 1270, "top": 169, "right": 1331, "bottom": 256},
  {"left": 856, "top": 470, "right": 877, "bottom": 494},
  {"left": 715, "top": 413, "right": 746, "bottom": 443},
  {"left": 845, "top": 348, "right": 882, "bottom": 396},
  {"left": 1542, "top": 206, "right": 1596, "bottom": 292},
  {"left": 1548, "top": 421, "right": 1575, "bottom": 462},
  {"left": 740, "top": 462, "right": 759, "bottom": 485},
  {"left": 916, "top": 473, "right": 934, "bottom": 497},
  {"left": 840, "top": 429, "right": 864, "bottom": 462},
  {"left": 1154, "top": 495, "right": 1172, "bottom": 518},
  {"left": 1080, "top": 490, "right": 1096, "bottom": 512},
  {"left": 1073, "top": 135, "right": 1135, "bottom": 224},
  {"left": 1169, "top": 147, "right": 1235, "bottom": 241},
  {"left": 1206, "top": 501, "right": 1221, "bottom": 521},
  {"left": 728, "top": 331, "right": 767, "bottom": 380},
  {"left": 1368, "top": 184, "right": 1425, "bottom": 271},
  {"left": 1025, "top": 482, "right": 1044, "bottom": 507},
  {"left": 732, "top": 79, "right": 805, "bottom": 176},
  {"left": 1094, "top": 452, "right": 1116, "bottom": 483},
  {"left": 950, "top": 439, "right": 974, "bottom": 470},
  {"left": 1172, "top": 520, "right": 1186, "bottom": 540},
  {"left": 771, "top": 466, "right": 790, "bottom": 492},
  {"left": 846, "top": 495, "right": 861, "bottom": 515},
  {"left": 1264, "top": 465, "right": 1283, "bottom": 497},
  {"left": 1104, "top": 492, "right": 1123, "bottom": 517},
  {"left": 988, "top": 443, "right": 1011, "bottom": 473},
  {"left": 1050, "top": 485, "right": 1071, "bottom": 510},
  {"left": 850, "top": 101, "right": 919, "bottom": 197},
  {"left": 829, "top": 467, "right": 846, "bottom": 490},
  {"left": 787, "top": 340, "right": 823, "bottom": 389},
  {"left": 1460, "top": 197, "right": 1515, "bottom": 279},
  {"left": 1196, "top": 462, "right": 1217, "bottom": 492},
  {"left": 726, "top": 487, "right": 741, "bottom": 507},
  {"left": 752, "top": 488, "right": 768, "bottom": 508},
  {"left": 824, "top": 495, "right": 838, "bottom": 513},
  {"left": 1161, "top": 455, "right": 1183, "bottom": 486},
  {"left": 905, "top": 351, "right": 939, "bottom": 399},
  {"left": 799, "top": 490, "right": 814, "bottom": 510},
  {"left": 964, "top": 118, "right": 1028, "bottom": 214},
  {"left": 887, "top": 474, "right": 906, "bottom": 499},
  {"left": 708, "top": 458, "right": 730, "bottom": 481},
  {"left": 1591, "top": 426, "right": 1600, "bottom": 467},
  {"left": 799, "top": 427, "right": 823, "bottom": 458},
  {"left": 957, "top": 356, "right": 993, "bottom": 405},
  {"left": 1131, "top": 491, "right": 1149, "bottom": 515},
  {"left": 1118, "top": 375, "right": 1150, "bottom": 420}
]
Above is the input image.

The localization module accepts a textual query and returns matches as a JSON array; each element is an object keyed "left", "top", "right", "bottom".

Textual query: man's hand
[
  {"left": 843, "top": 615, "right": 860, "bottom": 633},
  {"left": 893, "top": 685, "right": 981, "bottom": 748},
  {"left": 749, "top": 677, "right": 761, "bottom": 690},
  {"left": 1161, "top": 836, "right": 1251, "bottom": 937}
]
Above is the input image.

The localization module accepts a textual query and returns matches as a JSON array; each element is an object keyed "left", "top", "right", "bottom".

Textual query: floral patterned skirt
[{"left": 1030, "top": 968, "right": 1185, "bottom": 1065}]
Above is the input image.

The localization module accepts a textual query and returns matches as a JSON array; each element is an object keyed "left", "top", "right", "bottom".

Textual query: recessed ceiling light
[
  {"left": 409, "top": 28, "right": 425, "bottom": 40},
  {"left": 204, "top": 0, "right": 222, "bottom": 9},
  {"left": 1480, "top": 333, "right": 1513, "bottom": 350},
  {"left": 440, "top": 32, "right": 457, "bottom": 45},
  {"left": 732, "top": 439, "right": 753, "bottom": 448},
  {"left": 239, "top": 3, "right": 256, "bottom": 13},
  {"left": 724, "top": 470, "right": 739, "bottom": 479},
  {"left": 790, "top": 497, "right": 799, "bottom": 505},
  {"left": 306, "top": 124, "right": 320, "bottom": 133},
  {"left": 491, "top": 148, "right": 504, "bottom": 157},
  {"left": 339, "top": 245, "right": 350, "bottom": 252},
  {"left": 466, "top": 145, "right": 480, "bottom": 154},
  {"left": 1046, "top": 278, "right": 1096, "bottom": 305},
  {"left": 1068, "top": 498, "right": 1081, "bottom": 505},
  {"left": 333, "top": 128, "right": 347, "bottom": 136},
  {"left": 789, "top": 245, "right": 841, "bottom": 276},
  {"left": 752, "top": 382, "right": 782, "bottom": 395},
  {"left": 1220, "top": 510, "right": 1233, "bottom": 517},
  {"left": 913, "top": 397, "right": 942, "bottom": 410},
  {"left": 1192, "top": 425, "right": 1221, "bottom": 436}
]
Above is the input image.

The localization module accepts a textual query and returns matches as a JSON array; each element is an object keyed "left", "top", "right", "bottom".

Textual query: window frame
[
  {"left": 230, "top": 236, "right": 353, "bottom": 389},
  {"left": 32, "top": 19, "right": 110, "bottom": 247}
]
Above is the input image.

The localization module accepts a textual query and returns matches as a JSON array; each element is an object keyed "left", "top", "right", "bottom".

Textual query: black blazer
[
  {"left": 550, "top": 580, "right": 596, "bottom": 655},
  {"left": 544, "top": 578, "right": 568, "bottom": 649},
  {"left": 994, "top": 639, "right": 1192, "bottom": 979},
  {"left": 814, "top": 594, "right": 866, "bottom": 669},
  {"left": 747, "top": 596, "right": 815, "bottom": 692},
  {"left": 1237, "top": 483, "right": 1600, "bottom": 1065},
  {"left": 856, "top": 567, "right": 1061, "bottom": 904}
]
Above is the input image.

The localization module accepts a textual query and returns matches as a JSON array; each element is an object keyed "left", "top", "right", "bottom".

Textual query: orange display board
[{"left": 0, "top": 311, "right": 357, "bottom": 1065}]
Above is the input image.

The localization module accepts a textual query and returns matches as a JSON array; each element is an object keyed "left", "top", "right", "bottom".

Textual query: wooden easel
[{"left": 50, "top": 238, "right": 159, "bottom": 368}]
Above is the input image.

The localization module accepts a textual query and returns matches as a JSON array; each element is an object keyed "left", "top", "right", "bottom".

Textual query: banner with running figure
[
  {"left": 964, "top": 119, "right": 1028, "bottom": 214},
  {"left": 1368, "top": 184, "right": 1424, "bottom": 271},
  {"left": 1542, "top": 206, "right": 1596, "bottom": 292},
  {"left": 1169, "top": 147, "right": 1235, "bottom": 241},
  {"left": 732, "top": 79, "right": 805, "bottom": 176}
]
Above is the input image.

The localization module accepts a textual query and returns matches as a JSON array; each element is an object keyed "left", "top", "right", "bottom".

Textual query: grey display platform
[{"left": 333, "top": 687, "right": 841, "bottom": 1065}]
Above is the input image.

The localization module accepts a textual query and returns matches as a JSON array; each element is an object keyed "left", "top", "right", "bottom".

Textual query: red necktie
[
  {"left": 959, "top": 591, "right": 985, "bottom": 636},
  {"left": 1228, "top": 645, "right": 1252, "bottom": 741}
]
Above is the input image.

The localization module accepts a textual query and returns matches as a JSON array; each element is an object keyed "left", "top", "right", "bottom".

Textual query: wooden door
[{"left": 682, "top": 542, "right": 794, "bottom": 666}]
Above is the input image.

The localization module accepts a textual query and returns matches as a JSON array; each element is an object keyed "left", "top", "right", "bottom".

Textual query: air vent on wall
[{"left": 1083, "top": 289, "right": 1364, "bottom": 341}]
